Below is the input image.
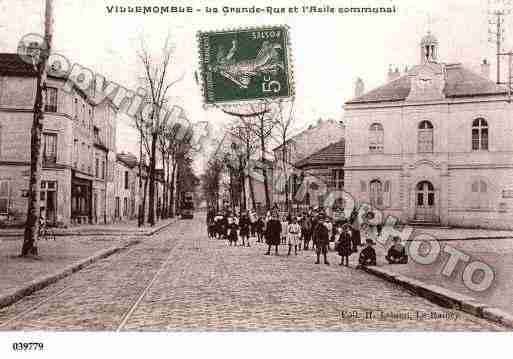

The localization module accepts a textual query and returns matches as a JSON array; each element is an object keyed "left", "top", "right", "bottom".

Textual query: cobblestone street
[{"left": 0, "top": 217, "right": 505, "bottom": 331}]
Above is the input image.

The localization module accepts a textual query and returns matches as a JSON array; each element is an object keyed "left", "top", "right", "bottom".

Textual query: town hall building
[{"left": 343, "top": 32, "right": 513, "bottom": 229}]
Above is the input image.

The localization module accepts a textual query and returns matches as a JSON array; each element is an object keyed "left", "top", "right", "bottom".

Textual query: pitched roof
[
  {"left": 294, "top": 139, "right": 345, "bottom": 169},
  {"left": 116, "top": 152, "right": 138, "bottom": 168},
  {"left": 346, "top": 63, "right": 507, "bottom": 104},
  {"left": 273, "top": 119, "right": 343, "bottom": 152},
  {"left": 0, "top": 53, "right": 38, "bottom": 77},
  {"left": 0, "top": 53, "right": 118, "bottom": 109}
]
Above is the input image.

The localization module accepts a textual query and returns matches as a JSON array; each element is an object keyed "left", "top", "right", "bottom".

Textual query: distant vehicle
[{"left": 181, "top": 192, "right": 194, "bottom": 219}]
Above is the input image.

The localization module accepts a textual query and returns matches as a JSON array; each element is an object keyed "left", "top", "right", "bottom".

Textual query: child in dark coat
[
  {"left": 227, "top": 218, "right": 239, "bottom": 246},
  {"left": 357, "top": 238, "right": 377, "bottom": 268},
  {"left": 386, "top": 236, "right": 408, "bottom": 264},
  {"left": 336, "top": 224, "right": 353, "bottom": 266}
]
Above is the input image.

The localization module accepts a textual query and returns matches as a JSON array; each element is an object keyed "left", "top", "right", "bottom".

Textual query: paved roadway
[{"left": 0, "top": 215, "right": 505, "bottom": 331}]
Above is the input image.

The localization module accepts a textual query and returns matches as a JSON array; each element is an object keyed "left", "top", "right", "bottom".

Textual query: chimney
[
  {"left": 481, "top": 59, "right": 490, "bottom": 79},
  {"left": 387, "top": 66, "right": 401, "bottom": 82},
  {"left": 354, "top": 77, "right": 365, "bottom": 97}
]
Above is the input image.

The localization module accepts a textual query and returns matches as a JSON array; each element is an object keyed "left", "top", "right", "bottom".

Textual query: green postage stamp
[{"left": 197, "top": 25, "right": 294, "bottom": 105}]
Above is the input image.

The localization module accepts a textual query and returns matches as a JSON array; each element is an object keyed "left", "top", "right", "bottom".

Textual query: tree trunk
[
  {"left": 138, "top": 133, "right": 143, "bottom": 227},
  {"left": 175, "top": 159, "right": 182, "bottom": 216},
  {"left": 22, "top": 0, "right": 53, "bottom": 257},
  {"left": 282, "top": 142, "right": 290, "bottom": 213},
  {"left": 148, "top": 132, "right": 157, "bottom": 226},
  {"left": 244, "top": 147, "right": 256, "bottom": 211},
  {"left": 169, "top": 160, "right": 177, "bottom": 218},
  {"left": 164, "top": 154, "right": 171, "bottom": 219},
  {"left": 141, "top": 173, "right": 148, "bottom": 225},
  {"left": 259, "top": 123, "right": 271, "bottom": 210},
  {"left": 161, "top": 150, "right": 167, "bottom": 219}
]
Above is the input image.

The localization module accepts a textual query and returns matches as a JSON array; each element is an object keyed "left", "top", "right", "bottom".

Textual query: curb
[
  {"left": 0, "top": 238, "right": 141, "bottom": 310},
  {"left": 0, "top": 219, "right": 178, "bottom": 238},
  {"left": 363, "top": 266, "right": 513, "bottom": 329}
]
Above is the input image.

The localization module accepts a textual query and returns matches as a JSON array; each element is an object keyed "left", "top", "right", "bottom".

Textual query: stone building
[
  {"left": 0, "top": 53, "right": 117, "bottom": 226},
  {"left": 272, "top": 118, "right": 345, "bottom": 210},
  {"left": 343, "top": 32, "right": 513, "bottom": 229},
  {"left": 113, "top": 152, "right": 138, "bottom": 222},
  {"left": 294, "top": 139, "right": 345, "bottom": 210}
]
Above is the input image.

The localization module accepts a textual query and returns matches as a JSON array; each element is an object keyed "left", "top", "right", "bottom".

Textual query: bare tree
[
  {"left": 168, "top": 125, "right": 193, "bottom": 217},
  {"left": 201, "top": 155, "right": 224, "bottom": 212},
  {"left": 22, "top": 0, "right": 53, "bottom": 257},
  {"left": 250, "top": 102, "right": 276, "bottom": 210},
  {"left": 271, "top": 99, "right": 296, "bottom": 213},
  {"left": 135, "top": 34, "right": 182, "bottom": 226},
  {"left": 228, "top": 118, "right": 259, "bottom": 211}
]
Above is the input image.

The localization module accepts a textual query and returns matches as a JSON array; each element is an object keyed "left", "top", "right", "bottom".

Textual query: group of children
[{"left": 206, "top": 208, "right": 408, "bottom": 267}]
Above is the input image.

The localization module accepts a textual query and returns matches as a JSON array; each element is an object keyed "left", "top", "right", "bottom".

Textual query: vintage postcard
[{"left": 0, "top": 0, "right": 512, "bottom": 357}]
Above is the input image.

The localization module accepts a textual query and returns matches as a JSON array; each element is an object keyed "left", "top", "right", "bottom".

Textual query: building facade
[
  {"left": 294, "top": 140, "right": 345, "bottom": 210},
  {"left": 0, "top": 53, "right": 116, "bottom": 226},
  {"left": 343, "top": 33, "right": 513, "bottom": 229},
  {"left": 272, "top": 118, "right": 345, "bottom": 209}
]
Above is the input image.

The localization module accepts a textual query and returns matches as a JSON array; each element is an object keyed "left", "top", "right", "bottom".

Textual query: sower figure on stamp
[
  {"left": 312, "top": 215, "right": 330, "bottom": 265},
  {"left": 265, "top": 212, "right": 282, "bottom": 255}
]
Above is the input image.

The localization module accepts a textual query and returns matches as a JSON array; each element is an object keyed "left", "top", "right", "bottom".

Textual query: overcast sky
[{"left": 1, "top": 0, "right": 510, "bottom": 171}]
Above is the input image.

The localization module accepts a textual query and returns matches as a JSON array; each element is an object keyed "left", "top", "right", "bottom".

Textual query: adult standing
[{"left": 265, "top": 212, "right": 282, "bottom": 255}]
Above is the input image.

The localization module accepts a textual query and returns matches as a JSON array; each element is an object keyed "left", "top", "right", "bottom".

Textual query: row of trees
[
  {"left": 201, "top": 99, "right": 296, "bottom": 216},
  {"left": 133, "top": 35, "right": 199, "bottom": 226}
]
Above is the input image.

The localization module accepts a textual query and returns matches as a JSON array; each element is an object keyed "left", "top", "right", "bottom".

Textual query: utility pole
[
  {"left": 488, "top": 0, "right": 511, "bottom": 84},
  {"left": 22, "top": 0, "right": 53, "bottom": 257},
  {"left": 497, "top": 51, "right": 513, "bottom": 102},
  {"left": 138, "top": 131, "right": 143, "bottom": 226},
  {"left": 489, "top": 12, "right": 505, "bottom": 84}
]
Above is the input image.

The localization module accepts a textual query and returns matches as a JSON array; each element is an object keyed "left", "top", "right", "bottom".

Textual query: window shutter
[{"left": 385, "top": 180, "right": 391, "bottom": 207}]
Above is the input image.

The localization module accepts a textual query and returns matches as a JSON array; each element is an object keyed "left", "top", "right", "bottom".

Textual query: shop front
[{"left": 71, "top": 172, "right": 92, "bottom": 224}]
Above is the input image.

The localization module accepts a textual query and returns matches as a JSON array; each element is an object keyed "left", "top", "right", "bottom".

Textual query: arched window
[
  {"left": 418, "top": 120, "right": 433, "bottom": 153},
  {"left": 369, "top": 123, "right": 384, "bottom": 153},
  {"left": 472, "top": 118, "right": 488, "bottom": 151},
  {"left": 369, "top": 179, "right": 383, "bottom": 207}
]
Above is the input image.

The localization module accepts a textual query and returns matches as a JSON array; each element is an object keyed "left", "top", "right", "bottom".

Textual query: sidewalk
[
  {"left": 0, "top": 218, "right": 178, "bottom": 309},
  {"left": 408, "top": 226, "right": 513, "bottom": 241},
  {"left": 356, "top": 227, "right": 513, "bottom": 319},
  {"left": 0, "top": 235, "right": 136, "bottom": 297},
  {"left": 0, "top": 217, "right": 178, "bottom": 237}
]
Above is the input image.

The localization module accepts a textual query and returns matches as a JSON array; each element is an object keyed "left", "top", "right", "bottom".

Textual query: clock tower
[
  {"left": 406, "top": 32, "right": 446, "bottom": 102},
  {"left": 420, "top": 31, "right": 439, "bottom": 63}
]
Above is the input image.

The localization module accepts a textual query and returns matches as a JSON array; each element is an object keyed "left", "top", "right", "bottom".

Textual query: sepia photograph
[{"left": 0, "top": 0, "right": 512, "bottom": 357}]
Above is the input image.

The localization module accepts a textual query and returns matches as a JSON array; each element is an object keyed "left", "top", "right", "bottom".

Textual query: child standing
[
  {"left": 336, "top": 224, "right": 353, "bottom": 266},
  {"left": 287, "top": 217, "right": 301, "bottom": 256}
]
